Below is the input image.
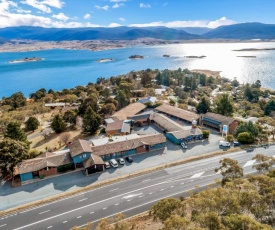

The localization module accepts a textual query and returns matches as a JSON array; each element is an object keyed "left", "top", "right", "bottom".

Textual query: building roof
[
  {"left": 168, "top": 127, "right": 202, "bottom": 139},
  {"left": 111, "top": 102, "right": 146, "bottom": 120},
  {"left": 44, "top": 103, "right": 65, "bottom": 107},
  {"left": 203, "top": 112, "right": 236, "bottom": 126},
  {"left": 17, "top": 152, "right": 73, "bottom": 174},
  {"left": 91, "top": 134, "right": 166, "bottom": 157},
  {"left": 106, "top": 120, "right": 124, "bottom": 131},
  {"left": 155, "top": 104, "right": 199, "bottom": 122},
  {"left": 83, "top": 155, "right": 105, "bottom": 168},
  {"left": 138, "top": 97, "right": 157, "bottom": 104},
  {"left": 151, "top": 113, "right": 183, "bottom": 132},
  {"left": 69, "top": 139, "right": 92, "bottom": 158}
]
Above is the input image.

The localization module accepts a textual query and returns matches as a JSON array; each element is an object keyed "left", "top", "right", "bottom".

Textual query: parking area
[{"left": 0, "top": 129, "right": 223, "bottom": 210}]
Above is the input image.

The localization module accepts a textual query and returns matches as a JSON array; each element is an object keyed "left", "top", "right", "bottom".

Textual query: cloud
[
  {"left": 83, "top": 13, "right": 90, "bottom": 20},
  {"left": 129, "top": 17, "right": 236, "bottom": 28},
  {"left": 52, "top": 12, "right": 68, "bottom": 21},
  {"left": 21, "top": 0, "right": 64, "bottom": 13},
  {"left": 119, "top": 17, "right": 125, "bottom": 21},
  {"left": 95, "top": 5, "right": 109, "bottom": 10},
  {"left": 16, "top": 8, "right": 32, "bottom": 13},
  {"left": 140, "top": 3, "right": 151, "bottom": 8},
  {"left": 0, "top": 0, "right": 18, "bottom": 14},
  {"left": 108, "top": 23, "right": 121, "bottom": 27},
  {"left": 113, "top": 3, "right": 125, "bottom": 8}
]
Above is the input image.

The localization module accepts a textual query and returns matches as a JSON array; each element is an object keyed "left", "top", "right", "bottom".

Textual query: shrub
[
  {"left": 202, "top": 130, "right": 210, "bottom": 139},
  {"left": 226, "top": 134, "right": 234, "bottom": 142},
  {"left": 237, "top": 132, "right": 254, "bottom": 144}
]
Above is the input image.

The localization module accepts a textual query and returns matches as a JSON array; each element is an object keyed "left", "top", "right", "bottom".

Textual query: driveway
[{"left": 0, "top": 130, "right": 222, "bottom": 210}]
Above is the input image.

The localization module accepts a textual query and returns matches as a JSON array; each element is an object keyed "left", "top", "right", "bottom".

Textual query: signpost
[{"left": 222, "top": 125, "right": 228, "bottom": 139}]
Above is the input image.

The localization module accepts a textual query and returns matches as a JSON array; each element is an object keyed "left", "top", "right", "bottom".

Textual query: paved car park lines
[{"left": 243, "top": 160, "right": 256, "bottom": 167}]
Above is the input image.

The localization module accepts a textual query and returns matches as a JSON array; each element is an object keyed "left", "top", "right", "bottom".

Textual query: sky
[{"left": 0, "top": 0, "right": 275, "bottom": 28}]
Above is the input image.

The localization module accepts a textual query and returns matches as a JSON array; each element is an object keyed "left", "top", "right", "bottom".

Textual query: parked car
[
  {"left": 118, "top": 158, "right": 125, "bottom": 165},
  {"left": 246, "top": 148, "right": 254, "bottom": 152},
  {"left": 110, "top": 159, "right": 118, "bottom": 168},
  {"left": 126, "top": 156, "right": 133, "bottom": 163},
  {"left": 233, "top": 141, "right": 240, "bottom": 147},
  {"left": 219, "top": 141, "right": 230, "bottom": 147},
  {"left": 181, "top": 142, "right": 187, "bottom": 149},
  {"left": 104, "top": 161, "right": 110, "bottom": 169}
]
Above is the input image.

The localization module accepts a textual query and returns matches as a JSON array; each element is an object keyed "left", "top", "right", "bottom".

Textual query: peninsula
[
  {"left": 8, "top": 57, "right": 43, "bottom": 63},
  {"left": 185, "top": 55, "right": 206, "bottom": 58},
  {"left": 233, "top": 48, "right": 275, "bottom": 51}
]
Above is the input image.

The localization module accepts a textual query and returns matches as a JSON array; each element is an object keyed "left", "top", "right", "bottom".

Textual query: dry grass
[{"left": 0, "top": 147, "right": 242, "bottom": 217}]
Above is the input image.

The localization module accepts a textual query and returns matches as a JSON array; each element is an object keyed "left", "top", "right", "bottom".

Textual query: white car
[
  {"left": 110, "top": 159, "right": 118, "bottom": 168},
  {"left": 181, "top": 142, "right": 187, "bottom": 149},
  {"left": 118, "top": 158, "right": 125, "bottom": 165},
  {"left": 104, "top": 161, "right": 110, "bottom": 169},
  {"left": 219, "top": 141, "right": 230, "bottom": 147}
]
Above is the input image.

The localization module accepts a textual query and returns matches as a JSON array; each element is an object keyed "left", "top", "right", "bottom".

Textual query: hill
[
  {"left": 0, "top": 26, "right": 200, "bottom": 41},
  {"left": 203, "top": 22, "right": 275, "bottom": 39},
  {"left": 175, "top": 27, "right": 212, "bottom": 35}
]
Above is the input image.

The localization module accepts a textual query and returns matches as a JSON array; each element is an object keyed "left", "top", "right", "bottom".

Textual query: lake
[{"left": 1, "top": 42, "right": 275, "bottom": 97}]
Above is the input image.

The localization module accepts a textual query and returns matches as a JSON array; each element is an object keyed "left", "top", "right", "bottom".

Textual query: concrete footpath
[{"left": 0, "top": 133, "right": 222, "bottom": 211}]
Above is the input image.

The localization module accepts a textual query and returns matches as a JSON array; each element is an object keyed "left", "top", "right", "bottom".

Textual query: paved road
[{"left": 0, "top": 147, "right": 274, "bottom": 230}]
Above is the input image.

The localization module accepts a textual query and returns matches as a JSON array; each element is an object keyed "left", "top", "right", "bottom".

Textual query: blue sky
[{"left": 0, "top": 0, "right": 275, "bottom": 28}]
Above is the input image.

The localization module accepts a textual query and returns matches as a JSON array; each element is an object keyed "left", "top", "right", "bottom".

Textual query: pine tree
[
  {"left": 4, "top": 122, "right": 27, "bottom": 142},
  {"left": 196, "top": 97, "right": 210, "bottom": 114},
  {"left": 25, "top": 116, "right": 40, "bottom": 131},
  {"left": 51, "top": 114, "right": 66, "bottom": 133},
  {"left": 82, "top": 106, "right": 102, "bottom": 134}
]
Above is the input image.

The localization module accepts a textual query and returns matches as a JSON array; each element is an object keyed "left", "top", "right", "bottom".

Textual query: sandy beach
[{"left": 191, "top": 69, "right": 221, "bottom": 78}]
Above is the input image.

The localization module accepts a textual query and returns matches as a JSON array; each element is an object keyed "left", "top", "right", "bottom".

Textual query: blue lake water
[{"left": 1, "top": 42, "right": 275, "bottom": 97}]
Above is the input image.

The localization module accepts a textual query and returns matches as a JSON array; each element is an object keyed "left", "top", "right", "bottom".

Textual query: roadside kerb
[{"left": 0, "top": 147, "right": 242, "bottom": 217}]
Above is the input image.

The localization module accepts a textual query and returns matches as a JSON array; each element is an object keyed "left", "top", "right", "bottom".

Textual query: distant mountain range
[{"left": 0, "top": 23, "right": 275, "bottom": 41}]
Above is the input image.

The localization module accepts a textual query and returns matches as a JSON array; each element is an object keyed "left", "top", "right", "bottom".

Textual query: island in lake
[
  {"left": 233, "top": 48, "right": 275, "bottom": 51},
  {"left": 163, "top": 54, "right": 170, "bottom": 57},
  {"left": 97, "top": 58, "right": 115, "bottom": 63},
  {"left": 129, "top": 55, "right": 144, "bottom": 59},
  {"left": 185, "top": 55, "right": 206, "bottom": 58},
  {"left": 8, "top": 57, "right": 43, "bottom": 63}
]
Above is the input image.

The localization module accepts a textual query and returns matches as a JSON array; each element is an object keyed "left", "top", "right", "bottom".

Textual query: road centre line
[
  {"left": 39, "top": 210, "right": 50, "bottom": 215},
  {"left": 0, "top": 224, "right": 7, "bottom": 228},
  {"left": 79, "top": 198, "right": 88, "bottom": 202},
  {"left": 63, "top": 221, "right": 67, "bottom": 223},
  {"left": 77, "top": 216, "right": 82, "bottom": 218},
  {"left": 109, "top": 188, "right": 119, "bottom": 192}
]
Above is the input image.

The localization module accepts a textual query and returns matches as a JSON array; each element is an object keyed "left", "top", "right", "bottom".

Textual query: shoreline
[{"left": 1, "top": 39, "right": 275, "bottom": 53}]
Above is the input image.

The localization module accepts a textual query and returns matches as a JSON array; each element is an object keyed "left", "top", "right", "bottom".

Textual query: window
[{"left": 83, "top": 154, "right": 87, "bottom": 158}]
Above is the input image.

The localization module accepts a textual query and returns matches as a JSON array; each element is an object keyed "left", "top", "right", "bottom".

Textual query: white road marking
[
  {"left": 63, "top": 221, "right": 67, "bottom": 224},
  {"left": 47, "top": 226, "right": 52, "bottom": 229},
  {"left": 0, "top": 224, "right": 7, "bottom": 228},
  {"left": 170, "top": 186, "right": 174, "bottom": 188},
  {"left": 243, "top": 160, "right": 256, "bottom": 167},
  {"left": 39, "top": 210, "right": 50, "bottom": 215},
  {"left": 122, "top": 193, "right": 142, "bottom": 199},
  {"left": 77, "top": 216, "right": 81, "bottom": 219},
  {"left": 90, "top": 212, "right": 94, "bottom": 214},
  {"left": 109, "top": 188, "right": 119, "bottom": 192},
  {"left": 190, "top": 172, "right": 204, "bottom": 178},
  {"left": 142, "top": 179, "right": 151, "bottom": 183},
  {"left": 181, "top": 182, "right": 184, "bottom": 185},
  {"left": 79, "top": 198, "right": 88, "bottom": 202},
  {"left": 139, "top": 195, "right": 144, "bottom": 198},
  {"left": 149, "top": 192, "right": 153, "bottom": 195},
  {"left": 160, "top": 189, "right": 164, "bottom": 191},
  {"left": 103, "top": 207, "right": 107, "bottom": 210},
  {"left": 127, "top": 200, "right": 132, "bottom": 202},
  {"left": 115, "top": 203, "right": 119, "bottom": 206}
]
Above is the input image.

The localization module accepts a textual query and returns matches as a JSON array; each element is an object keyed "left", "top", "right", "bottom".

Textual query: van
[
  {"left": 219, "top": 141, "right": 230, "bottom": 147},
  {"left": 110, "top": 159, "right": 118, "bottom": 168}
]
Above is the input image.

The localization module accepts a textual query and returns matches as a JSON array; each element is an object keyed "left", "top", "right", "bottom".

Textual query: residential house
[
  {"left": 111, "top": 102, "right": 146, "bottom": 121},
  {"left": 105, "top": 120, "right": 131, "bottom": 136}
]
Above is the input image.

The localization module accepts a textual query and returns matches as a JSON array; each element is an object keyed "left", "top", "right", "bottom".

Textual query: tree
[
  {"left": 196, "top": 97, "right": 210, "bottom": 114},
  {"left": 233, "top": 121, "right": 260, "bottom": 138},
  {"left": 51, "top": 114, "right": 67, "bottom": 133},
  {"left": 115, "top": 90, "right": 129, "bottom": 110},
  {"left": 252, "top": 154, "right": 275, "bottom": 173},
  {"left": 4, "top": 122, "right": 27, "bottom": 142},
  {"left": 29, "top": 88, "right": 46, "bottom": 101},
  {"left": 215, "top": 93, "right": 234, "bottom": 116},
  {"left": 237, "top": 132, "right": 254, "bottom": 144},
  {"left": 215, "top": 158, "right": 243, "bottom": 185},
  {"left": 3, "top": 91, "right": 26, "bottom": 109},
  {"left": 78, "top": 95, "right": 98, "bottom": 115},
  {"left": 169, "top": 99, "right": 176, "bottom": 106},
  {"left": 264, "top": 100, "right": 275, "bottom": 115},
  {"left": 202, "top": 130, "right": 210, "bottom": 139},
  {"left": 163, "top": 215, "right": 194, "bottom": 230},
  {"left": 0, "top": 138, "right": 30, "bottom": 176},
  {"left": 25, "top": 116, "right": 40, "bottom": 132},
  {"left": 63, "top": 110, "right": 77, "bottom": 126},
  {"left": 59, "top": 132, "right": 72, "bottom": 145},
  {"left": 150, "top": 198, "right": 182, "bottom": 222},
  {"left": 100, "top": 103, "right": 116, "bottom": 116},
  {"left": 82, "top": 106, "right": 102, "bottom": 134}
]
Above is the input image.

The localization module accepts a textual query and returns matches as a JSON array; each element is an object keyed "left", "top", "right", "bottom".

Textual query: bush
[
  {"left": 202, "top": 130, "right": 210, "bottom": 139},
  {"left": 226, "top": 134, "right": 234, "bottom": 142},
  {"left": 237, "top": 132, "right": 254, "bottom": 144}
]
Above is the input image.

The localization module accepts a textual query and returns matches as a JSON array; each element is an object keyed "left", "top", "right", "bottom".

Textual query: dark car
[
  {"left": 233, "top": 141, "right": 240, "bottom": 147},
  {"left": 125, "top": 156, "right": 133, "bottom": 163},
  {"left": 246, "top": 148, "right": 254, "bottom": 152}
]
